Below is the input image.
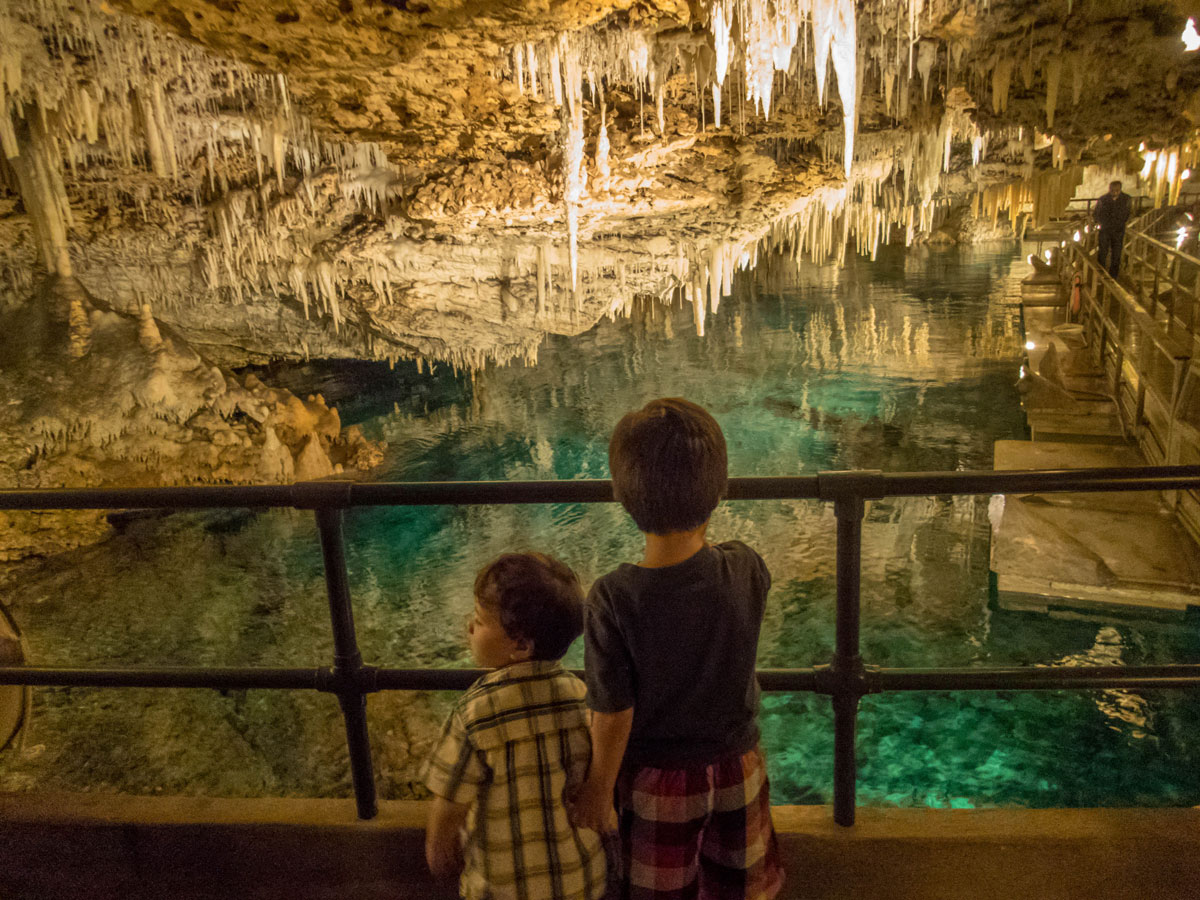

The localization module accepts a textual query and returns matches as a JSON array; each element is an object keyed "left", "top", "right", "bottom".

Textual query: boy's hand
[
  {"left": 426, "top": 834, "right": 464, "bottom": 881},
  {"left": 569, "top": 778, "right": 617, "bottom": 833},
  {"left": 425, "top": 795, "right": 469, "bottom": 881},
  {"left": 571, "top": 707, "right": 633, "bottom": 833}
]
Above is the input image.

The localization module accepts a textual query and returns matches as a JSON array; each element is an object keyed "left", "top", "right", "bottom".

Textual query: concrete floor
[{"left": 2, "top": 794, "right": 1200, "bottom": 900}]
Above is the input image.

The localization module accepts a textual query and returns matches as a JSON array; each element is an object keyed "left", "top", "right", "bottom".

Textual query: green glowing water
[{"left": 2, "top": 245, "right": 1198, "bottom": 808}]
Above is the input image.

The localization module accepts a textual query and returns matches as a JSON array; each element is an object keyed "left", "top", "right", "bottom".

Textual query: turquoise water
[{"left": 2, "top": 245, "right": 1199, "bottom": 807}]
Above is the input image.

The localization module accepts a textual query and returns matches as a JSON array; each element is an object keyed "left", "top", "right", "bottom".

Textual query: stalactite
[
  {"left": 991, "top": 57, "right": 1013, "bottom": 115},
  {"left": 1069, "top": 51, "right": 1085, "bottom": 106},
  {"left": 1044, "top": 55, "right": 1062, "bottom": 129}
]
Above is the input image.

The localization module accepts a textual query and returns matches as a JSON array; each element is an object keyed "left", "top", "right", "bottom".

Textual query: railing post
[
  {"left": 314, "top": 506, "right": 378, "bottom": 820},
  {"left": 820, "top": 470, "right": 878, "bottom": 828},
  {"left": 832, "top": 493, "right": 864, "bottom": 827}
]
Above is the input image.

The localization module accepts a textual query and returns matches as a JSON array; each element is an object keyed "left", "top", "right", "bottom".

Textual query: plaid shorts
[{"left": 614, "top": 746, "right": 783, "bottom": 900}]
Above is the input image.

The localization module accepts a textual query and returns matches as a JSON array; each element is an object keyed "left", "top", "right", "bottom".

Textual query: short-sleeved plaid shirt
[{"left": 423, "top": 659, "right": 607, "bottom": 900}]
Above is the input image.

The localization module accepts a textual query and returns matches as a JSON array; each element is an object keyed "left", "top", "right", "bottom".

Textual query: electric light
[
  {"left": 1183, "top": 169, "right": 1191, "bottom": 180},
  {"left": 1140, "top": 151, "right": 1157, "bottom": 179},
  {"left": 1177, "top": 227, "right": 1189, "bottom": 250},
  {"left": 1025, "top": 341, "right": 1036, "bottom": 351},
  {"left": 1073, "top": 231, "right": 1081, "bottom": 242},
  {"left": 1184, "top": 18, "right": 1200, "bottom": 52}
]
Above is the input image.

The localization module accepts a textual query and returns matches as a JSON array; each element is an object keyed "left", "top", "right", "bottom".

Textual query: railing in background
[
  {"left": 1068, "top": 208, "right": 1200, "bottom": 542},
  {"left": 1123, "top": 229, "right": 1200, "bottom": 348},
  {"left": 2, "top": 471, "right": 1200, "bottom": 826}
]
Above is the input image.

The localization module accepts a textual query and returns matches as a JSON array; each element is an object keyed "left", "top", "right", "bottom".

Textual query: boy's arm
[
  {"left": 425, "top": 794, "right": 470, "bottom": 880},
  {"left": 571, "top": 706, "right": 633, "bottom": 833}
]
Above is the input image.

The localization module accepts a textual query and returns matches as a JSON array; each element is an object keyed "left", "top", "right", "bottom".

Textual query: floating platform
[
  {"left": 990, "top": 440, "right": 1200, "bottom": 618},
  {"left": 1019, "top": 305, "right": 1126, "bottom": 442},
  {"left": 1019, "top": 275, "right": 1064, "bottom": 306}
]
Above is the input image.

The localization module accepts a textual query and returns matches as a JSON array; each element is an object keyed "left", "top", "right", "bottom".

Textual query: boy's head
[
  {"left": 469, "top": 552, "right": 584, "bottom": 667},
  {"left": 608, "top": 397, "right": 728, "bottom": 535}
]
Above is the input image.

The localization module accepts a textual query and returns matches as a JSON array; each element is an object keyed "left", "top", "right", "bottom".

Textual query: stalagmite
[
  {"left": 138, "top": 304, "right": 163, "bottom": 351},
  {"left": 66, "top": 284, "right": 91, "bottom": 360}
]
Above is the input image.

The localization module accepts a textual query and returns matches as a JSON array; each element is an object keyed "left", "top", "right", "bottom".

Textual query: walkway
[{"left": 991, "top": 205, "right": 1200, "bottom": 618}]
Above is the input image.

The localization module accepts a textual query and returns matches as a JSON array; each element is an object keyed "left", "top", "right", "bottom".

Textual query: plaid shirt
[{"left": 423, "top": 660, "right": 606, "bottom": 900}]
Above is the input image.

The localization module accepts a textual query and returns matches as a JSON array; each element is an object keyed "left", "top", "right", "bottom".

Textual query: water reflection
[{"left": 1, "top": 245, "right": 1197, "bottom": 809}]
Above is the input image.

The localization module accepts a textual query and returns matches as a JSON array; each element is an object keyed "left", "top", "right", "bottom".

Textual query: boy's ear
[{"left": 511, "top": 637, "right": 534, "bottom": 662}]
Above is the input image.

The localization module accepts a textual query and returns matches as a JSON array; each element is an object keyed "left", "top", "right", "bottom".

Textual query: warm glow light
[
  {"left": 1025, "top": 341, "right": 1036, "bottom": 351},
  {"left": 1184, "top": 18, "right": 1200, "bottom": 52},
  {"left": 1140, "top": 150, "right": 1157, "bottom": 179}
]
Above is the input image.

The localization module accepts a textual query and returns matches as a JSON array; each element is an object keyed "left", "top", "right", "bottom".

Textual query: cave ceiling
[{"left": 1, "top": 0, "right": 1198, "bottom": 370}]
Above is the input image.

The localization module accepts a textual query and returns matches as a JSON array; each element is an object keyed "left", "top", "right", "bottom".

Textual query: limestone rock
[{"left": 293, "top": 434, "right": 334, "bottom": 482}]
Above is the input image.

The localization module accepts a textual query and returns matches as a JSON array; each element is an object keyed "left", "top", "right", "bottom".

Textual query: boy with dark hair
[
  {"left": 572, "top": 398, "right": 783, "bottom": 900},
  {"left": 424, "top": 552, "right": 607, "bottom": 900}
]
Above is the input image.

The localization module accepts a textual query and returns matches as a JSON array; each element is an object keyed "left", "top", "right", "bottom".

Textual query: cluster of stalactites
[
  {"left": 0, "top": 0, "right": 428, "bottom": 353},
  {"left": 0, "top": 0, "right": 296, "bottom": 275},
  {"left": 1138, "top": 142, "right": 1198, "bottom": 210},
  {"left": 512, "top": 0, "right": 861, "bottom": 175},
  {"left": 974, "top": 168, "right": 1083, "bottom": 231}
]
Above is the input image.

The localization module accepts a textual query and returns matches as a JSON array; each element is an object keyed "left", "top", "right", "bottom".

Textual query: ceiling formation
[{"left": 0, "top": 0, "right": 1197, "bottom": 368}]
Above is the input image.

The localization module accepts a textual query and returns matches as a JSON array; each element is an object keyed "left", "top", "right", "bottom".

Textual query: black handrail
[
  {"left": 4, "top": 466, "right": 1200, "bottom": 509},
  {"left": 1, "top": 465, "right": 1200, "bottom": 826}
]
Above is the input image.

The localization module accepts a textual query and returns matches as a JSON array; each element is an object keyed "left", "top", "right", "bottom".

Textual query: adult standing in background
[{"left": 1094, "top": 180, "right": 1132, "bottom": 278}]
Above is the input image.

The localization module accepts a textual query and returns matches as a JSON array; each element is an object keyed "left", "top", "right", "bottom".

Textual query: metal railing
[
  {"left": 1070, "top": 211, "right": 1196, "bottom": 467},
  {"left": 3, "top": 470, "right": 1200, "bottom": 826},
  {"left": 1124, "top": 228, "right": 1200, "bottom": 347}
]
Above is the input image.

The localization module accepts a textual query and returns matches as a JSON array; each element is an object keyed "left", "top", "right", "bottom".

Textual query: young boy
[
  {"left": 572, "top": 398, "right": 783, "bottom": 900},
  {"left": 424, "top": 552, "right": 607, "bottom": 900}
]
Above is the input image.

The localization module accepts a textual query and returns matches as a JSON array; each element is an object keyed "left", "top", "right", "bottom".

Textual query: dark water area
[{"left": 3, "top": 244, "right": 1199, "bottom": 809}]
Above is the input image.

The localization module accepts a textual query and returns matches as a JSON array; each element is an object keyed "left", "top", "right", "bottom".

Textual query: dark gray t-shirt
[{"left": 584, "top": 541, "right": 771, "bottom": 767}]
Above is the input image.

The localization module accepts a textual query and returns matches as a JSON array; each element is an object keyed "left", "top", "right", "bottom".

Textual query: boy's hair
[
  {"left": 608, "top": 397, "right": 728, "bottom": 535},
  {"left": 474, "top": 552, "right": 584, "bottom": 660}
]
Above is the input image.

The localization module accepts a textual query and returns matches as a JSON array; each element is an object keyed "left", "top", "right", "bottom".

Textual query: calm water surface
[{"left": 3, "top": 244, "right": 1199, "bottom": 808}]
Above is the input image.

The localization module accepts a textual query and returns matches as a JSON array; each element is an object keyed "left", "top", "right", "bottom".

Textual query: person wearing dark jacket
[{"left": 1094, "top": 180, "right": 1132, "bottom": 278}]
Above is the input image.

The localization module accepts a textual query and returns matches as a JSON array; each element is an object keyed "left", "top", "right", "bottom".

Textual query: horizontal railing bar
[
  {"left": 0, "top": 484, "right": 301, "bottom": 511},
  {"left": 2, "top": 665, "right": 1199, "bottom": 694},
  {"left": 871, "top": 665, "right": 1200, "bottom": 692},
  {"left": 2, "top": 466, "right": 1200, "bottom": 511},
  {"left": 0, "top": 666, "right": 324, "bottom": 690},
  {"left": 879, "top": 466, "right": 1200, "bottom": 496},
  {"left": 1130, "top": 233, "right": 1200, "bottom": 267}
]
